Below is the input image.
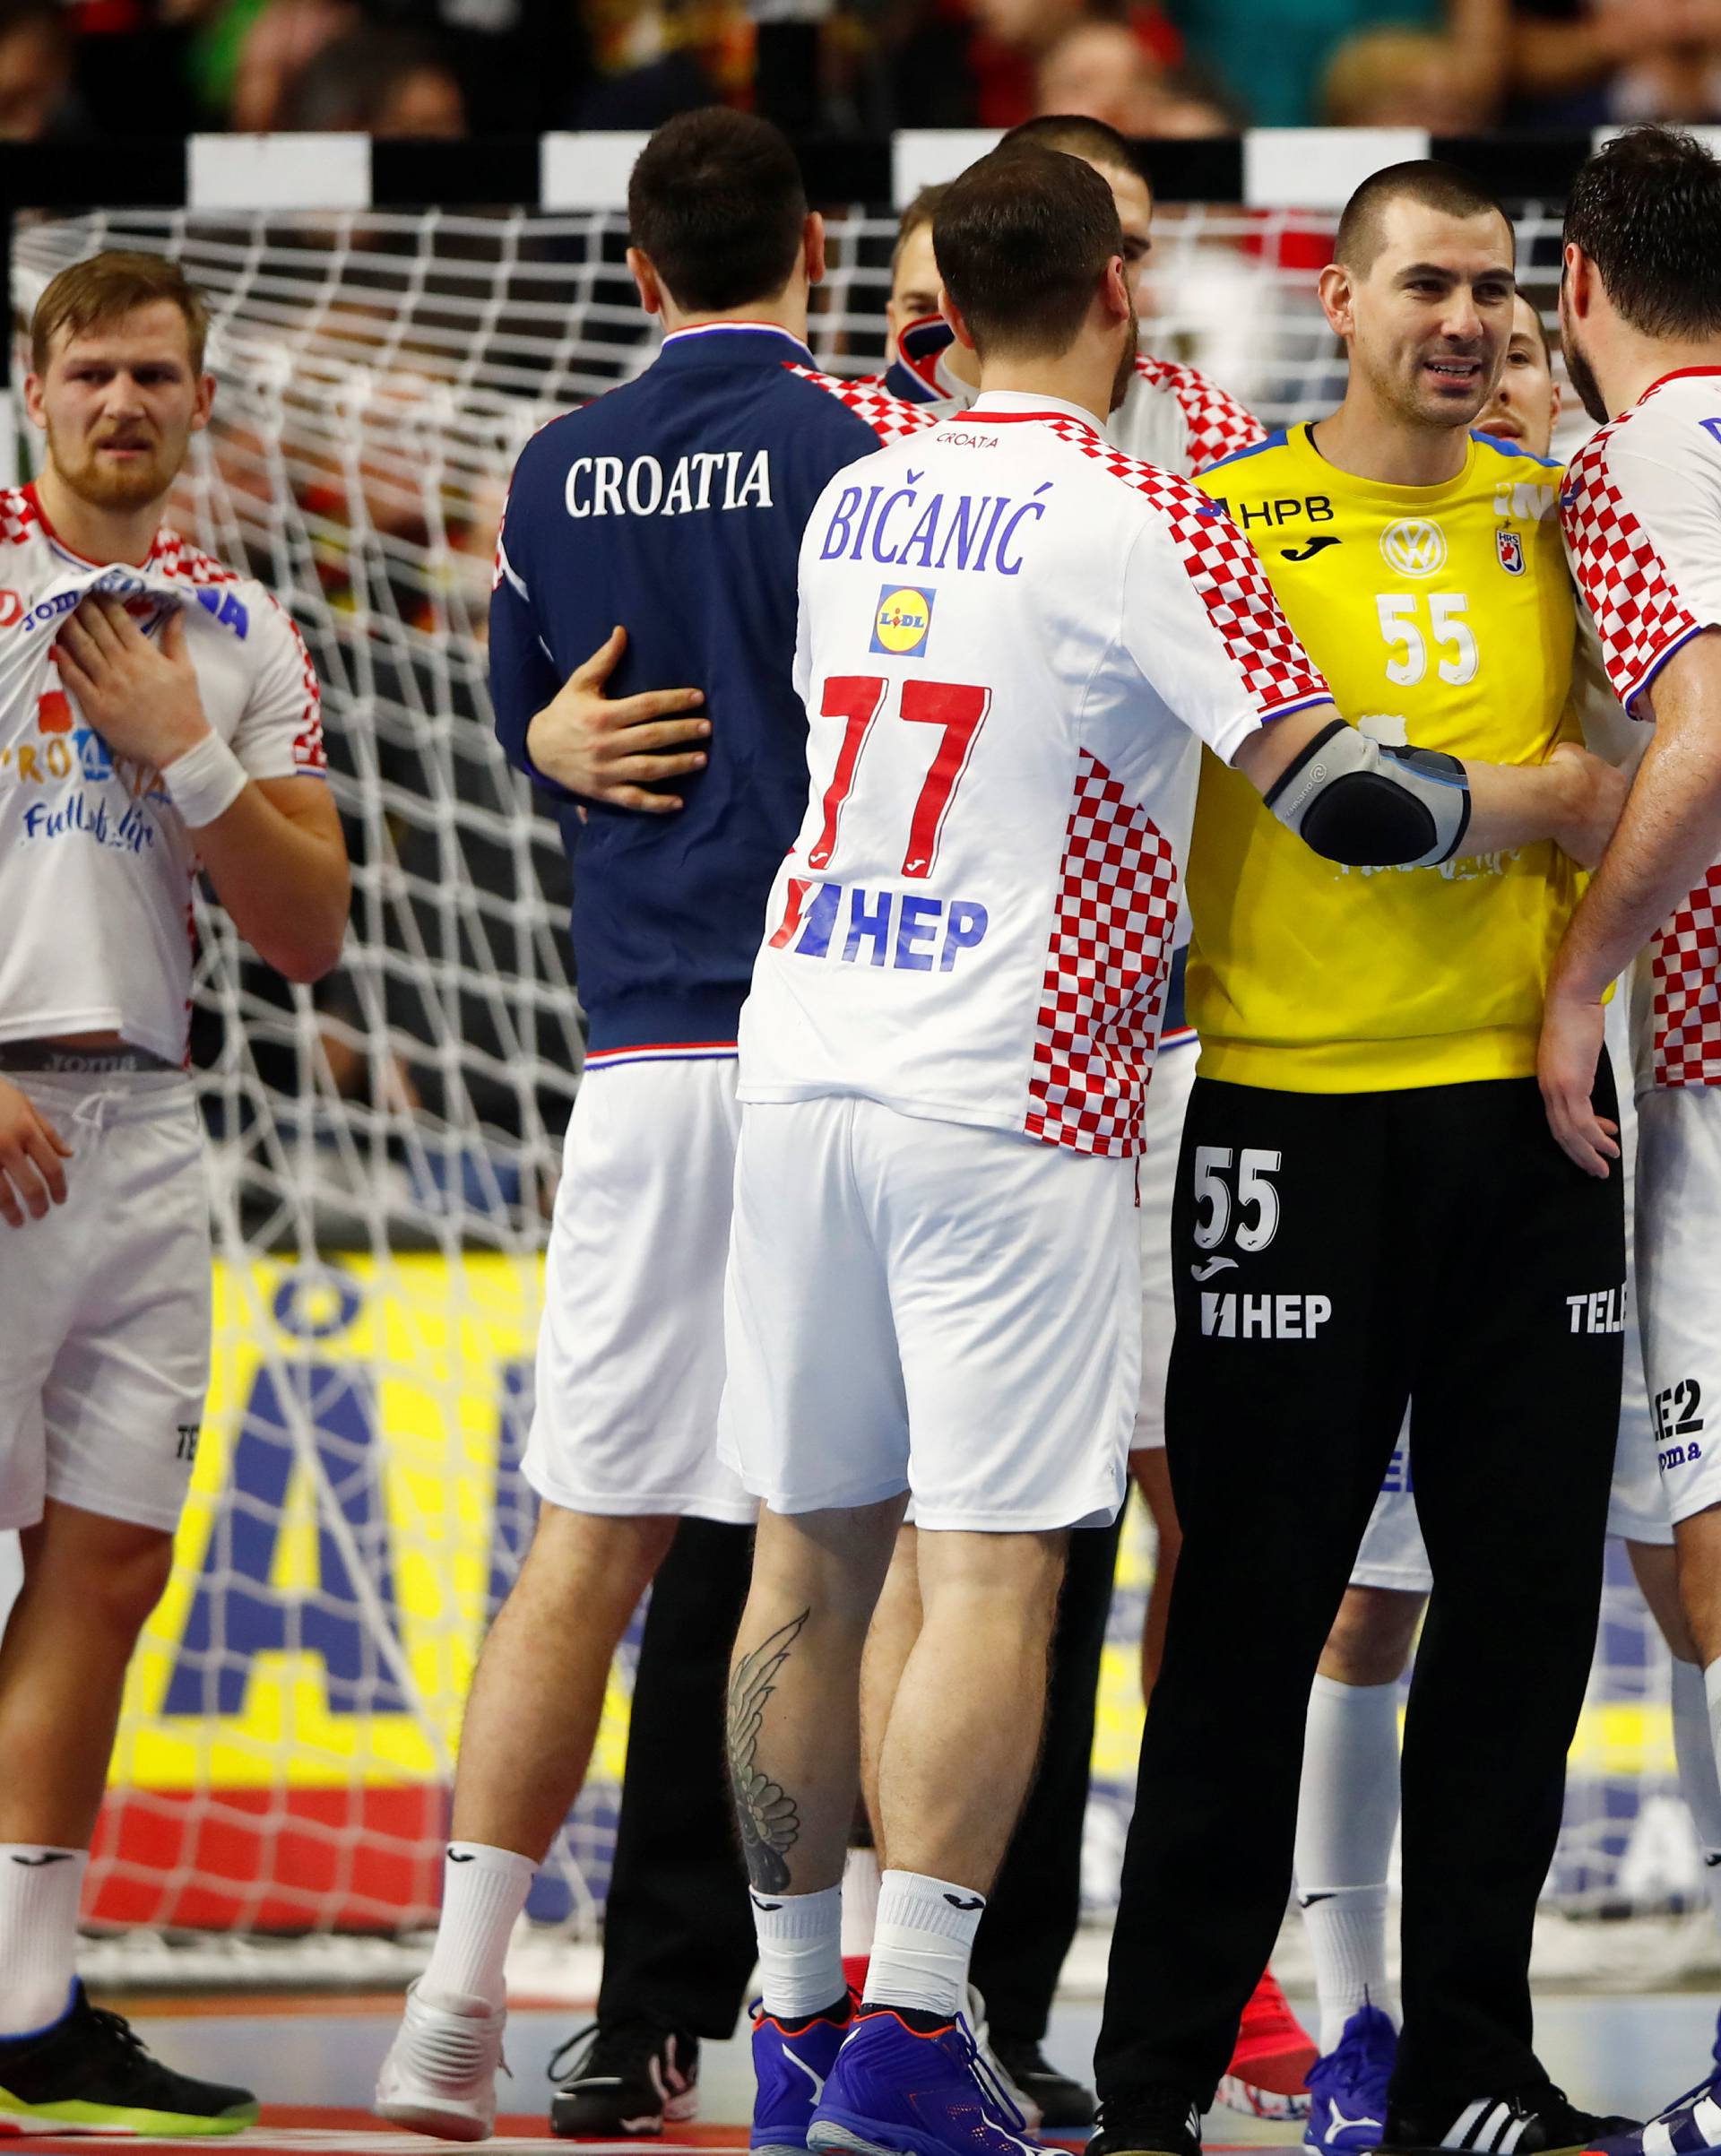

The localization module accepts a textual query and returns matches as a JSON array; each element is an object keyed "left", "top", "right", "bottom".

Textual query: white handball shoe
[
  {"left": 963, "top": 1984, "right": 1043, "bottom": 2132},
  {"left": 375, "top": 1980, "right": 507, "bottom": 2142}
]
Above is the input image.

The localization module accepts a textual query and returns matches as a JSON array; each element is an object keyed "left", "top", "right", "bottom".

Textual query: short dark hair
[
  {"left": 933, "top": 144, "right": 1121, "bottom": 360},
  {"left": 1001, "top": 114, "right": 1145, "bottom": 186},
  {"left": 1516, "top": 291, "right": 1553, "bottom": 366},
  {"left": 1565, "top": 126, "right": 1721, "bottom": 340},
  {"left": 1334, "top": 159, "right": 1511, "bottom": 274},
  {"left": 627, "top": 108, "right": 808, "bottom": 314},
  {"left": 891, "top": 185, "right": 948, "bottom": 279}
]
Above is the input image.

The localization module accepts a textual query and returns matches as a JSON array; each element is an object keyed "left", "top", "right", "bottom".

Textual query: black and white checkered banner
[{"left": 4, "top": 124, "right": 1715, "bottom": 216}]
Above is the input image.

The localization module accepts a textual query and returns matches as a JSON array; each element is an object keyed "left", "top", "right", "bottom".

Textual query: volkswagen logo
[{"left": 1379, "top": 518, "right": 1448, "bottom": 576}]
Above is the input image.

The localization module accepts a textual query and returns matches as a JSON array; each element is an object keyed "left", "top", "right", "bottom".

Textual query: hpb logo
[
  {"left": 870, "top": 584, "right": 934, "bottom": 657},
  {"left": 1379, "top": 518, "right": 1447, "bottom": 577}
]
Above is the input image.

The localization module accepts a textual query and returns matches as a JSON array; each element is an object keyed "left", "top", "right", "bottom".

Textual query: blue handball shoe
[
  {"left": 1302, "top": 2004, "right": 1397, "bottom": 2153},
  {"left": 751, "top": 2001, "right": 854, "bottom": 2156},
  {"left": 806, "top": 2005, "right": 1040, "bottom": 2156}
]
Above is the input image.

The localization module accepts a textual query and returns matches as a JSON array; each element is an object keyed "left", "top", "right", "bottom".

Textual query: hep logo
[
  {"left": 0, "top": 591, "right": 21, "bottom": 629},
  {"left": 37, "top": 689, "right": 72, "bottom": 733}
]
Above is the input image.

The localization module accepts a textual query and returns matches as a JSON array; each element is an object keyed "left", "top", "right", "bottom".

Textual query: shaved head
[
  {"left": 1001, "top": 112, "right": 1142, "bottom": 176},
  {"left": 1336, "top": 159, "right": 1512, "bottom": 277}
]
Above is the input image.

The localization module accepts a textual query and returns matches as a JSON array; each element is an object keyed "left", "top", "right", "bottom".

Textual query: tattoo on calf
[{"left": 728, "top": 1608, "right": 809, "bottom": 1894}]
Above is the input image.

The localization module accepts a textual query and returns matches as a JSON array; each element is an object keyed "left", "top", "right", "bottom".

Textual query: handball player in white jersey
[
  {"left": 714, "top": 144, "right": 1625, "bottom": 2156},
  {"left": 0, "top": 253, "right": 347, "bottom": 2134},
  {"left": 862, "top": 131, "right": 1317, "bottom": 2121},
  {"left": 1538, "top": 125, "right": 1721, "bottom": 2156}
]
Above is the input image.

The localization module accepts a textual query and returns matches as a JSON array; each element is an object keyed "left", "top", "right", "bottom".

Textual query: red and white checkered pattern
[
  {"left": 1025, "top": 750, "right": 1178, "bottom": 1156},
  {"left": 1650, "top": 864, "right": 1721, "bottom": 1086},
  {"left": 1132, "top": 354, "right": 1266, "bottom": 476},
  {"left": 1561, "top": 420, "right": 1698, "bottom": 712},
  {"left": 1045, "top": 419, "right": 1329, "bottom": 719},
  {"left": 151, "top": 529, "right": 242, "bottom": 587},
  {"left": 785, "top": 363, "right": 943, "bottom": 448},
  {"left": 263, "top": 591, "right": 326, "bottom": 775},
  {"left": 0, "top": 489, "right": 41, "bottom": 550}
]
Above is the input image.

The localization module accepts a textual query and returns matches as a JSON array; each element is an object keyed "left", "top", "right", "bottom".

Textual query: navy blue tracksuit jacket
[{"left": 490, "top": 322, "right": 921, "bottom": 1057}]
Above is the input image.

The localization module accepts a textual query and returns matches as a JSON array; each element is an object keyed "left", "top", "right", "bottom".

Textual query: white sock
[
  {"left": 752, "top": 1884, "right": 844, "bottom": 2018},
  {"left": 419, "top": 1842, "right": 535, "bottom": 2011},
  {"left": 0, "top": 1846, "right": 85, "bottom": 2036},
  {"left": 842, "top": 1846, "right": 881, "bottom": 1960},
  {"left": 866, "top": 1869, "right": 984, "bottom": 2018},
  {"left": 1294, "top": 1675, "right": 1401, "bottom": 2052},
  {"left": 1678, "top": 1658, "right": 1721, "bottom": 1931}
]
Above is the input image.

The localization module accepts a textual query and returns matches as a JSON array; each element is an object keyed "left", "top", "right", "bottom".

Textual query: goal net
[{"left": 3, "top": 167, "right": 1700, "bottom": 1984}]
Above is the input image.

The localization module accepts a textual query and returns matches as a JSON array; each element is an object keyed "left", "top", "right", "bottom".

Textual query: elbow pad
[{"left": 1264, "top": 718, "right": 1472, "bottom": 869}]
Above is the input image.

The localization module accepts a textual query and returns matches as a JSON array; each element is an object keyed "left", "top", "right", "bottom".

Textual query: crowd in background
[{"left": 7, "top": 0, "right": 1721, "bottom": 145}]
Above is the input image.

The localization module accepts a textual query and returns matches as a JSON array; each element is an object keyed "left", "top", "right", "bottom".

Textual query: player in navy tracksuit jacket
[
  {"left": 376, "top": 110, "right": 932, "bottom": 2145},
  {"left": 490, "top": 325, "right": 920, "bottom": 1062}
]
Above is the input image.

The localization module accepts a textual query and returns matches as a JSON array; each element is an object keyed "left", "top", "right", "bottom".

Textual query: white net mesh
[{"left": 5, "top": 190, "right": 1698, "bottom": 1976}]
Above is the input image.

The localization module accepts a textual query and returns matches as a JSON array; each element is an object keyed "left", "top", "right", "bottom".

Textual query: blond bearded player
[{"left": 0, "top": 253, "right": 348, "bottom": 2134}]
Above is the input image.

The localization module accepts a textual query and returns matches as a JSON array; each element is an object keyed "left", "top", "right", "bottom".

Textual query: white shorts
[
  {"left": 1351, "top": 1025, "right": 1668, "bottom": 1589},
  {"left": 523, "top": 1055, "right": 755, "bottom": 1524},
  {"left": 1637, "top": 1081, "right": 1721, "bottom": 1530},
  {"left": 718, "top": 1095, "right": 1141, "bottom": 1533},
  {"left": 1131, "top": 1038, "right": 1195, "bottom": 1454},
  {"left": 1348, "top": 1422, "right": 1426, "bottom": 1592},
  {"left": 0, "top": 1070, "right": 210, "bottom": 1536},
  {"left": 1607, "top": 1049, "right": 1668, "bottom": 1545}
]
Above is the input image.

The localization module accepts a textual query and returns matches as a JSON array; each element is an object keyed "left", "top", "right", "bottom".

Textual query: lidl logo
[
  {"left": 870, "top": 584, "right": 934, "bottom": 657},
  {"left": 1379, "top": 517, "right": 1447, "bottom": 577}
]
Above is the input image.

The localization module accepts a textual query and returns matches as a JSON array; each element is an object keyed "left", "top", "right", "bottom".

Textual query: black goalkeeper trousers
[
  {"left": 597, "top": 1511, "right": 1123, "bottom": 2041},
  {"left": 1095, "top": 1072, "right": 1625, "bottom": 2118}
]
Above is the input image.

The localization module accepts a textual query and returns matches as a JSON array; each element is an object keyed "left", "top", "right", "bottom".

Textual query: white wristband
[{"left": 162, "top": 731, "right": 247, "bottom": 828}]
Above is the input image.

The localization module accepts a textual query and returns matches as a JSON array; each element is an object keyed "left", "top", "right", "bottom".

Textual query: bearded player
[
  {"left": 1540, "top": 125, "right": 1721, "bottom": 2156},
  {"left": 0, "top": 251, "right": 347, "bottom": 2134}
]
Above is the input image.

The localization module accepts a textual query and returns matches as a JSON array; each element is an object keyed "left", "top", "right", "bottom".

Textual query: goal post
[{"left": 0, "top": 125, "right": 1699, "bottom": 1981}]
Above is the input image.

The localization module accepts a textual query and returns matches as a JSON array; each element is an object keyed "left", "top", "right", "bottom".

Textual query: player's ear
[
  {"left": 191, "top": 371, "right": 215, "bottom": 435},
  {"left": 1561, "top": 242, "right": 1593, "bottom": 322},
  {"left": 803, "top": 212, "right": 827, "bottom": 290},
  {"left": 1103, "top": 255, "right": 1130, "bottom": 324},
  {"left": 21, "top": 373, "right": 46, "bottom": 432},
  {"left": 626, "top": 246, "right": 663, "bottom": 318},
  {"left": 1317, "top": 260, "right": 1353, "bottom": 340}
]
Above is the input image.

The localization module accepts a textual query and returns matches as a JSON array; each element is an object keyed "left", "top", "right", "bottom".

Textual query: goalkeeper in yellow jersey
[{"left": 1092, "top": 162, "right": 1638, "bottom": 2156}]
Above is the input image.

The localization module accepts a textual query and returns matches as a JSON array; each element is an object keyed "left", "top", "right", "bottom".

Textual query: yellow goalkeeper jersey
[{"left": 1189, "top": 421, "right": 1582, "bottom": 1092}]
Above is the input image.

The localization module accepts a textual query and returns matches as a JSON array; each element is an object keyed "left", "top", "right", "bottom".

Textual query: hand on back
[{"left": 526, "top": 625, "right": 710, "bottom": 813}]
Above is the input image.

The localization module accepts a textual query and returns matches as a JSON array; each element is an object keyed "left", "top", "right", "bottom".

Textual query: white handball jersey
[
  {"left": 738, "top": 392, "right": 1332, "bottom": 1156},
  {"left": 1561, "top": 368, "right": 1721, "bottom": 1092},
  {"left": 0, "top": 485, "right": 325, "bottom": 1065}
]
